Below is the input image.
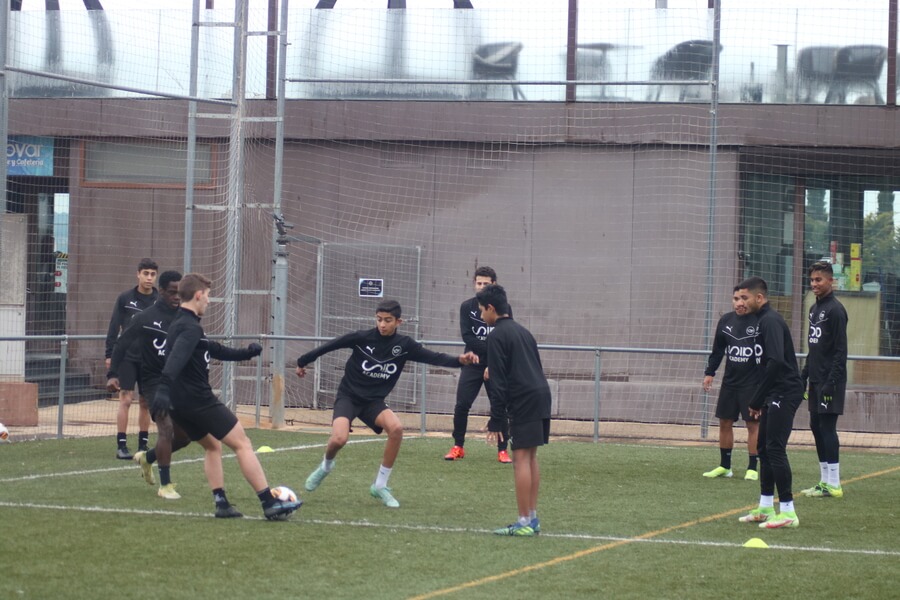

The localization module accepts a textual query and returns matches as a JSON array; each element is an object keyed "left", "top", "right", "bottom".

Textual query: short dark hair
[
  {"left": 809, "top": 260, "right": 834, "bottom": 277},
  {"left": 158, "top": 270, "right": 182, "bottom": 290},
  {"left": 376, "top": 299, "right": 402, "bottom": 319},
  {"left": 736, "top": 276, "right": 768, "bottom": 297},
  {"left": 178, "top": 273, "right": 211, "bottom": 302},
  {"left": 474, "top": 266, "right": 497, "bottom": 282},
  {"left": 476, "top": 284, "right": 510, "bottom": 315},
  {"left": 137, "top": 258, "right": 158, "bottom": 272}
]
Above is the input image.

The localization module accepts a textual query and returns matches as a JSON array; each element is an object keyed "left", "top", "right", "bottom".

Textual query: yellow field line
[{"left": 409, "top": 465, "right": 900, "bottom": 600}]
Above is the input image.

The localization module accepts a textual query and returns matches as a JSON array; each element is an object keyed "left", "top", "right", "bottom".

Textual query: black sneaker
[
  {"left": 215, "top": 505, "right": 244, "bottom": 519},
  {"left": 263, "top": 499, "right": 302, "bottom": 521},
  {"left": 137, "top": 445, "right": 149, "bottom": 453},
  {"left": 116, "top": 447, "right": 133, "bottom": 460}
]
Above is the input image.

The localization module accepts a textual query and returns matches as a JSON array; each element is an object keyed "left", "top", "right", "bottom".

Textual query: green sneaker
[
  {"left": 702, "top": 466, "right": 733, "bottom": 478},
  {"left": 157, "top": 483, "right": 181, "bottom": 500},
  {"left": 493, "top": 522, "right": 535, "bottom": 536},
  {"left": 801, "top": 482, "right": 826, "bottom": 496},
  {"left": 760, "top": 511, "right": 799, "bottom": 529},
  {"left": 744, "top": 469, "right": 759, "bottom": 481},
  {"left": 808, "top": 483, "right": 843, "bottom": 498},
  {"left": 133, "top": 451, "right": 155, "bottom": 485},
  {"left": 370, "top": 485, "right": 400, "bottom": 508},
  {"left": 738, "top": 507, "right": 775, "bottom": 523},
  {"left": 304, "top": 466, "right": 329, "bottom": 492}
]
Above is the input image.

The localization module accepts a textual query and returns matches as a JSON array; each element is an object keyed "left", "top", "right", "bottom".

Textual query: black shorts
[
  {"left": 808, "top": 381, "right": 845, "bottom": 415},
  {"left": 332, "top": 395, "right": 389, "bottom": 435},
  {"left": 170, "top": 402, "right": 238, "bottom": 442},
  {"left": 117, "top": 360, "right": 142, "bottom": 392},
  {"left": 715, "top": 385, "right": 757, "bottom": 422},
  {"left": 510, "top": 418, "right": 550, "bottom": 451}
]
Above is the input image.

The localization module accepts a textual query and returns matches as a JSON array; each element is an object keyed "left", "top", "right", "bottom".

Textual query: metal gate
[{"left": 314, "top": 243, "right": 422, "bottom": 409}]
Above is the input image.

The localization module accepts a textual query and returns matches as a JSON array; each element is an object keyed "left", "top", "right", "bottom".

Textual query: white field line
[{"left": 1, "top": 499, "right": 898, "bottom": 558}]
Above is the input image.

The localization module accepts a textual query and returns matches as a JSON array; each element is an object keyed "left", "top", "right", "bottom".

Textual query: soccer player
[
  {"left": 153, "top": 273, "right": 300, "bottom": 520},
  {"left": 799, "top": 261, "right": 849, "bottom": 498},
  {"left": 735, "top": 277, "right": 805, "bottom": 529},
  {"left": 701, "top": 285, "right": 762, "bottom": 480},
  {"left": 296, "top": 299, "right": 479, "bottom": 508},
  {"left": 105, "top": 258, "right": 159, "bottom": 460},
  {"left": 444, "top": 266, "right": 512, "bottom": 463},
  {"left": 478, "top": 284, "right": 552, "bottom": 537},
  {"left": 107, "top": 270, "right": 190, "bottom": 500}
]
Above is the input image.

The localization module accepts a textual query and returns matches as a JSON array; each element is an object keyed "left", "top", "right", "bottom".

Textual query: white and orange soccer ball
[
  {"left": 271, "top": 486, "right": 298, "bottom": 503},
  {"left": 0, "top": 423, "right": 9, "bottom": 442}
]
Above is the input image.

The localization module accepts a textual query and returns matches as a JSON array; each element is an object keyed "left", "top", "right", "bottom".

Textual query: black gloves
[
  {"left": 150, "top": 384, "right": 171, "bottom": 419},
  {"left": 821, "top": 382, "right": 835, "bottom": 403},
  {"left": 248, "top": 343, "right": 263, "bottom": 357}
]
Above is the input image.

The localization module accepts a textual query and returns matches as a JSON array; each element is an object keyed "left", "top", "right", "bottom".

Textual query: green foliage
[
  {"left": 863, "top": 211, "right": 900, "bottom": 276},
  {"left": 1, "top": 432, "right": 899, "bottom": 599}
]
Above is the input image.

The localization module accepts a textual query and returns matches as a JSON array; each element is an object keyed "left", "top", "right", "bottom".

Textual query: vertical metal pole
[
  {"left": 888, "top": 0, "right": 897, "bottom": 106},
  {"left": 222, "top": 0, "right": 249, "bottom": 409},
  {"left": 268, "top": 0, "right": 289, "bottom": 428},
  {"left": 565, "top": 0, "right": 577, "bottom": 103},
  {"left": 701, "top": 0, "right": 721, "bottom": 441},
  {"left": 420, "top": 365, "right": 427, "bottom": 435},
  {"left": 56, "top": 337, "right": 68, "bottom": 438},
  {"left": 184, "top": 0, "right": 201, "bottom": 272},
  {"left": 1, "top": 0, "right": 10, "bottom": 215},
  {"left": 313, "top": 243, "right": 324, "bottom": 409},
  {"left": 254, "top": 340, "right": 263, "bottom": 428},
  {"left": 593, "top": 349, "right": 601, "bottom": 443}
]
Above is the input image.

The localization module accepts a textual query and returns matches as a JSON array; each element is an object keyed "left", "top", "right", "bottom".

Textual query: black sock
[
  {"left": 138, "top": 431, "right": 149, "bottom": 449},
  {"left": 146, "top": 448, "right": 157, "bottom": 464},
  {"left": 720, "top": 448, "right": 732, "bottom": 470},
  {"left": 117, "top": 433, "right": 127, "bottom": 448},
  {"left": 257, "top": 487, "right": 275, "bottom": 507},
  {"left": 213, "top": 488, "right": 230, "bottom": 508},
  {"left": 159, "top": 466, "right": 171, "bottom": 486},
  {"left": 748, "top": 455, "right": 759, "bottom": 471}
]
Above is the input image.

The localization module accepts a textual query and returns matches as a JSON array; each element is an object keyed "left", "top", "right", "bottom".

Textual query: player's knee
[
  {"left": 384, "top": 420, "right": 403, "bottom": 440},
  {"left": 330, "top": 432, "right": 349, "bottom": 448}
]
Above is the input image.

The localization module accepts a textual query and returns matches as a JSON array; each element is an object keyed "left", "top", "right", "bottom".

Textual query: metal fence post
[
  {"left": 57, "top": 337, "right": 68, "bottom": 438},
  {"left": 593, "top": 348, "right": 601, "bottom": 443}
]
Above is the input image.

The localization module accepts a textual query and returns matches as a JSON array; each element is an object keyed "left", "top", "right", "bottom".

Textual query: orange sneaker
[
  {"left": 444, "top": 445, "right": 465, "bottom": 460},
  {"left": 497, "top": 450, "right": 512, "bottom": 463}
]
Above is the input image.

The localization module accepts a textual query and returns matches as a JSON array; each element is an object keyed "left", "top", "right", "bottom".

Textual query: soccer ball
[
  {"left": 271, "top": 486, "right": 298, "bottom": 503},
  {"left": 0, "top": 423, "right": 8, "bottom": 442}
]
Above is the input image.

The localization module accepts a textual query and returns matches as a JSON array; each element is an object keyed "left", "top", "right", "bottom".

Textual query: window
[{"left": 82, "top": 140, "right": 214, "bottom": 187}]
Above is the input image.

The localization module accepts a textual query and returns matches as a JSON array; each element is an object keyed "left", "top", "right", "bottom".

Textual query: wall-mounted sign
[
  {"left": 359, "top": 278, "right": 384, "bottom": 298},
  {"left": 7, "top": 136, "right": 54, "bottom": 176}
]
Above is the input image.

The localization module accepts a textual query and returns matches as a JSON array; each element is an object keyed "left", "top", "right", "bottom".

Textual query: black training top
[
  {"left": 801, "top": 292, "right": 849, "bottom": 385},
  {"left": 704, "top": 311, "right": 762, "bottom": 388},
  {"left": 459, "top": 297, "right": 512, "bottom": 362},
  {"left": 107, "top": 299, "right": 180, "bottom": 387},
  {"left": 161, "top": 308, "right": 258, "bottom": 408},
  {"left": 105, "top": 286, "right": 159, "bottom": 359},
  {"left": 484, "top": 316, "right": 552, "bottom": 427},
  {"left": 749, "top": 303, "right": 804, "bottom": 410},
  {"left": 297, "top": 328, "right": 463, "bottom": 403}
]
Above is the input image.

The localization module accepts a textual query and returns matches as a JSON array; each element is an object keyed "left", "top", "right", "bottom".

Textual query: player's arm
[
  {"left": 207, "top": 340, "right": 263, "bottom": 362},
  {"left": 484, "top": 335, "right": 510, "bottom": 432},
  {"left": 107, "top": 313, "right": 145, "bottom": 379},
  {"left": 748, "top": 324, "right": 789, "bottom": 411},
  {"left": 154, "top": 324, "right": 202, "bottom": 415},
  {"left": 296, "top": 331, "right": 360, "bottom": 377},
  {"left": 703, "top": 318, "right": 727, "bottom": 390},
  {"left": 821, "top": 308, "right": 849, "bottom": 397},
  {"left": 408, "top": 342, "right": 477, "bottom": 368},
  {"left": 104, "top": 294, "right": 126, "bottom": 360}
]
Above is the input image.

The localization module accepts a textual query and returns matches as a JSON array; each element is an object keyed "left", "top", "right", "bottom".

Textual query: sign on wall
[{"left": 6, "top": 136, "right": 54, "bottom": 176}]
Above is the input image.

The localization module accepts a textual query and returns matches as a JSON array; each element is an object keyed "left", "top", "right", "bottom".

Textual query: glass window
[{"left": 83, "top": 140, "right": 213, "bottom": 185}]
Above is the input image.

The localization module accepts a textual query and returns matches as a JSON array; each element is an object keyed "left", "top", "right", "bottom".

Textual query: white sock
[
  {"left": 828, "top": 463, "right": 841, "bottom": 487},
  {"left": 374, "top": 464, "right": 392, "bottom": 489},
  {"left": 819, "top": 461, "right": 828, "bottom": 483},
  {"left": 759, "top": 495, "right": 775, "bottom": 509},
  {"left": 529, "top": 510, "right": 537, "bottom": 520},
  {"left": 780, "top": 500, "right": 795, "bottom": 514},
  {"left": 321, "top": 457, "right": 335, "bottom": 472},
  {"left": 518, "top": 515, "right": 530, "bottom": 527}
]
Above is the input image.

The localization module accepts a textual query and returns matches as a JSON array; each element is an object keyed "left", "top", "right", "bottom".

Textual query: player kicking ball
[
  {"left": 296, "top": 299, "right": 478, "bottom": 508},
  {"left": 477, "top": 284, "right": 552, "bottom": 537}
]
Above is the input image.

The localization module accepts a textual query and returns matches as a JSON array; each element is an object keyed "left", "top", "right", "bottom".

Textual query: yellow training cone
[
  {"left": 256, "top": 446, "right": 274, "bottom": 453},
  {"left": 743, "top": 538, "right": 768, "bottom": 549}
]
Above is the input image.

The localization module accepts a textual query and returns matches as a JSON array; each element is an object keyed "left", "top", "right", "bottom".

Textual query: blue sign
[{"left": 7, "top": 136, "right": 54, "bottom": 176}]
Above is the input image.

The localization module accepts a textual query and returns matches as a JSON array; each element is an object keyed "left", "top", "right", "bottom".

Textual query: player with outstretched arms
[
  {"left": 297, "top": 299, "right": 479, "bottom": 508},
  {"left": 153, "top": 273, "right": 299, "bottom": 520}
]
